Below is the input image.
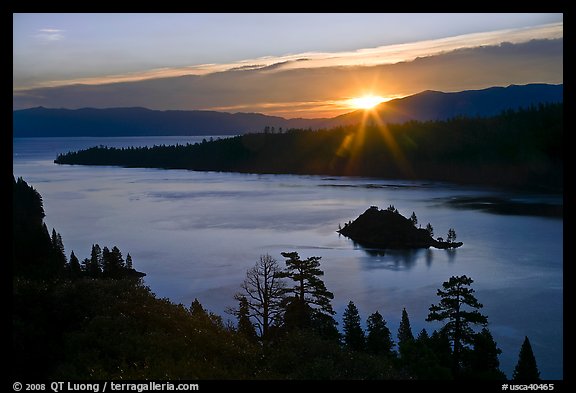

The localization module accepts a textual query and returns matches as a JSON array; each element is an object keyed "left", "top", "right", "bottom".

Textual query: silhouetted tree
[
  {"left": 234, "top": 296, "right": 258, "bottom": 343},
  {"left": 386, "top": 204, "right": 398, "bottom": 213},
  {"left": 278, "top": 252, "right": 335, "bottom": 325},
  {"left": 366, "top": 311, "right": 394, "bottom": 356},
  {"left": 426, "top": 275, "right": 488, "bottom": 375},
  {"left": 429, "top": 329, "right": 453, "bottom": 371},
  {"left": 102, "top": 246, "right": 126, "bottom": 278},
  {"left": 125, "top": 253, "right": 133, "bottom": 270},
  {"left": 398, "top": 307, "right": 414, "bottom": 348},
  {"left": 342, "top": 301, "right": 365, "bottom": 351},
  {"left": 190, "top": 298, "right": 206, "bottom": 318},
  {"left": 233, "top": 254, "right": 285, "bottom": 340},
  {"left": 447, "top": 228, "right": 457, "bottom": 243},
  {"left": 68, "top": 250, "right": 82, "bottom": 278},
  {"left": 463, "top": 327, "right": 506, "bottom": 379},
  {"left": 51, "top": 228, "right": 67, "bottom": 271},
  {"left": 84, "top": 244, "right": 102, "bottom": 277},
  {"left": 513, "top": 336, "right": 541, "bottom": 381},
  {"left": 426, "top": 223, "right": 434, "bottom": 237},
  {"left": 410, "top": 212, "right": 418, "bottom": 227}
]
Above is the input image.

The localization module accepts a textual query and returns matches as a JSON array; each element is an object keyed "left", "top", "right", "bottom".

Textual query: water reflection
[
  {"left": 353, "top": 244, "right": 425, "bottom": 271},
  {"left": 445, "top": 248, "right": 457, "bottom": 263}
]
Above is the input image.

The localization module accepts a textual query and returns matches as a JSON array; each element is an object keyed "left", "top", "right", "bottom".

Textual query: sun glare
[{"left": 349, "top": 95, "right": 386, "bottom": 110}]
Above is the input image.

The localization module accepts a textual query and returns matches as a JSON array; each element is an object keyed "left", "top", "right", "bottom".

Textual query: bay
[{"left": 13, "top": 136, "right": 563, "bottom": 379}]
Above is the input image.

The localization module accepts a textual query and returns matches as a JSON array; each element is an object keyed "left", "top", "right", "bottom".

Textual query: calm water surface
[{"left": 13, "top": 137, "right": 563, "bottom": 379}]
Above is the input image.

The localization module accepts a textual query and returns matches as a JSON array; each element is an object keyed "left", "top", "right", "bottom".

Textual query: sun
[{"left": 348, "top": 95, "right": 386, "bottom": 110}]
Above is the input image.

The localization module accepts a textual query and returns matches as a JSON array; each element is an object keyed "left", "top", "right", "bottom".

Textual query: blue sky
[{"left": 13, "top": 13, "right": 563, "bottom": 117}]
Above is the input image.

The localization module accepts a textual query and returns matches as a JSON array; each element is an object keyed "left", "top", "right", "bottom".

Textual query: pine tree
[
  {"left": 398, "top": 307, "right": 414, "bottom": 346},
  {"left": 417, "top": 328, "right": 429, "bottom": 342},
  {"left": 366, "top": 311, "right": 394, "bottom": 356},
  {"left": 429, "top": 329, "right": 453, "bottom": 371},
  {"left": 465, "top": 327, "right": 506, "bottom": 379},
  {"left": 51, "top": 228, "right": 67, "bottom": 271},
  {"left": 342, "top": 301, "right": 365, "bottom": 351},
  {"left": 426, "top": 275, "right": 488, "bottom": 375},
  {"left": 396, "top": 307, "right": 415, "bottom": 360},
  {"left": 410, "top": 212, "right": 418, "bottom": 227},
  {"left": 84, "top": 244, "right": 102, "bottom": 277},
  {"left": 125, "top": 253, "right": 133, "bottom": 270},
  {"left": 447, "top": 228, "right": 457, "bottom": 243},
  {"left": 190, "top": 298, "right": 206, "bottom": 317},
  {"left": 235, "top": 296, "right": 258, "bottom": 343},
  {"left": 513, "top": 336, "right": 541, "bottom": 381},
  {"left": 426, "top": 223, "right": 434, "bottom": 237},
  {"left": 278, "top": 252, "right": 336, "bottom": 331},
  {"left": 68, "top": 250, "right": 82, "bottom": 278}
]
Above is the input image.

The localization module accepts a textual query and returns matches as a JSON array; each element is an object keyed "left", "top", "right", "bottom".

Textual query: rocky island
[{"left": 338, "top": 205, "right": 463, "bottom": 250}]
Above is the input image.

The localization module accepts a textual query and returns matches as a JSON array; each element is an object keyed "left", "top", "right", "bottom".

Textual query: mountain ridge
[{"left": 13, "top": 83, "right": 563, "bottom": 137}]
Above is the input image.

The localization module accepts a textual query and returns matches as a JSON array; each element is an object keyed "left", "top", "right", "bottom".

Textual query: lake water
[{"left": 13, "top": 136, "right": 563, "bottom": 379}]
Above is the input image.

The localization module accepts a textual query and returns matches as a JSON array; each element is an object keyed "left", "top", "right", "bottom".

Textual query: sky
[{"left": 13, "top": 13, "right": 563, "bottom": 118}]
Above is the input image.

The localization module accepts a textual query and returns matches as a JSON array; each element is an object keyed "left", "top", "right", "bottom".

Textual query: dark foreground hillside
[{"left": 56, "top": 103, "right": 563, "bottom": 191}]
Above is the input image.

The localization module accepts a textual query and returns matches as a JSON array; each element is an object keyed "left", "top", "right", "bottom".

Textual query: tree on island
[
  {"left": 513, "top": 336, "right": 541, "bottom": 381},
  {"left": 426, "top": 223, "right": 434, "bottom": 238},
  {"left": 447, "top": 228, "right": 457, "bottom": 243},
  {"left": 426, "top": 275, "right": 488, "bottom": 376},
  {"left": 409, "top": 212, "right": 418, "bottom": 227},
  {"left": 342, "top": 301, "right": 365, "bottom": 351}
]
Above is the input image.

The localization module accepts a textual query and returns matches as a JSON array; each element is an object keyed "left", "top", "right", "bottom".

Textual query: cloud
[
  {"left": 16, "top": 22, "right": 562, "bottom": 91},
  {"left": 35, "top": 28, "right": 65, "bottom": 42},
  {"left": 13, "top": 37, "right": 563, "bottom": 119}
]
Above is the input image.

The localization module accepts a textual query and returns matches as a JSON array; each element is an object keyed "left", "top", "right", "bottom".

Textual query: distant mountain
[
  {"left": 13, "top": 84, "right": 562, "bottom": 137},
  {"left": 12, "top": 107, "right": 327, "bottom": 137},
  {"left": 326, "top": 83, "right": 563, "bottom": 127}
]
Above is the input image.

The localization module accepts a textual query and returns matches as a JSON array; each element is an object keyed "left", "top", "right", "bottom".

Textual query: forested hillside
[{"left": 55, "top": 103, "right": 563, "bottom": 190}]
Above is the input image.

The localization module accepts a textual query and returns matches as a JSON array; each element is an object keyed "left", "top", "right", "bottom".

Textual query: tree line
[
  {"left": 12, "top": 176, "right": 541, "bottom": 380},
  {"left": 55, "top": 103, "right": 563, "bottom": 190}
]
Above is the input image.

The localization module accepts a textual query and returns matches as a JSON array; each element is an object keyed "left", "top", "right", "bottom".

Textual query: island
[{"left": 338, "top": 206, "right": 463, "bottom": 250}]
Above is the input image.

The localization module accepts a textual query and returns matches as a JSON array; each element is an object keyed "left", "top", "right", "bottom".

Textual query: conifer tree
[
  {"left": 342, "top": 301, "right": 365, "bottom": 351},
  {"left": 278, "top": 252, "right": 335, "bottom": 331},
  {"left": 447, "top": 228, "right": 457, "bottom": 243},
  {"left": 235, "top": 296, "right": 258, "bottom": 343},
  {"left": 84, "top": 244, "right": 102, "bottom": 277},
  {"left": 51, "top": 228, "right": 67, "bottom": 271},
  {"left": 513, "top": 336, "right": 541, "bottom": 381},
  {"left": 426, "top": 275, "right": 488, "bottom": 374},
  {"left": 410, "top": 212, "right": 418, "bottom": 227},
  {"left": 190, "top": 298, "right": 206, "bottom": 317},
  {"left": 126, "top": 253, "right": 133, "bottom": 270},
  {"left": 366, "top": 311, "right": 394, "bottom": 356},
  {"left": 398, "top": 307, "right": 414, "bottom": 346},
  {"left": 426, "top": 223, "right": 434, "bottom": 237},
  {"left": 465, "top": 327, "right": 506, "bottom": 379},
  {"left": 68, "top": 250, "right": 82, "bottom": 278}
]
